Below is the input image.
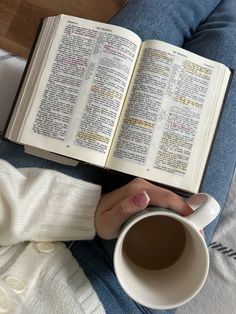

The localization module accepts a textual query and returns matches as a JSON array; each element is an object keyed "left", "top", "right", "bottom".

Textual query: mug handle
[{"left": 185, "top": 193, "right": 220, "bottom": 230}]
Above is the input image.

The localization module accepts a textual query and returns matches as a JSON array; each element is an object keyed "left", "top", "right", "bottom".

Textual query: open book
[{"left": 5, "top": 14, "right": 232, "bottom": 193}]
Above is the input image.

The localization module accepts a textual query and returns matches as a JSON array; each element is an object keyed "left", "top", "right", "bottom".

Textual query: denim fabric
[
  {"left": 111, "top": 0, "right": 221, "bottom": 46},
  {"left": 0, "top": 0, "right": 235, "bottom": 313}
]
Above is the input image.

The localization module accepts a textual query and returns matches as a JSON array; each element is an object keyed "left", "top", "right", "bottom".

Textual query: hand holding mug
[
  {"left": 95, "top": 178, "right": 192, "bottom": 239},
  {"left": 95, "top": 178, "right": 220, "bottom": 309}
]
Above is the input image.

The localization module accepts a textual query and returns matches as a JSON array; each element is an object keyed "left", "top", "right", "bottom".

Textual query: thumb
[
  {"left": 100, "top": 190, "right": 150, "bottom": 239},
  {"left": 117, "top": 190, "right": 151, "bottom": 219}
]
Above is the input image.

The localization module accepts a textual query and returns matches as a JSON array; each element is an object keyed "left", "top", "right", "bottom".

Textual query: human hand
[{"left": 95, "top": 178, "right": 192, "bottom": 240}]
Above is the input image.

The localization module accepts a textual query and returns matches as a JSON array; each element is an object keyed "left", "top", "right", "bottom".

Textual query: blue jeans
[{"left": 0, "top": 0, "right": 235, "bottom": 313}]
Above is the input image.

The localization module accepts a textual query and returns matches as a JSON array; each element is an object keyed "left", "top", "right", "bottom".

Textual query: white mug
[{"left": 114, "top": 193, "right": 220, "bottom": 309}]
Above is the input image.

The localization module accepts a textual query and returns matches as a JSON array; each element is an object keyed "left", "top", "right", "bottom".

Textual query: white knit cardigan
[{"left": 0, "top": 160, "right": 105, "bottom": 313}]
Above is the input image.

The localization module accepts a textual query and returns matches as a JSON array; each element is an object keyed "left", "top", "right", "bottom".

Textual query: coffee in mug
[
  {"left": 114, "top": 193, "right": 220, "bottom": 309},
  {"left": 123, "top": 215, "right": 186, "bottom": 270}
]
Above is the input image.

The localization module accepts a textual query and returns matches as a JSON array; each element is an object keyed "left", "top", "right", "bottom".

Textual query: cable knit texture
[{"left": 0, "top": 160, "right": 105, "bottom": 313}]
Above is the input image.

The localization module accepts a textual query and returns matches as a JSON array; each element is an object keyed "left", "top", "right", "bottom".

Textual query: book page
[
  {"left": 107, "top": 40, "right": 231, "bottom": 192},
  {"left": 17, "top": 15, "right": 141, "bottom": 166}
]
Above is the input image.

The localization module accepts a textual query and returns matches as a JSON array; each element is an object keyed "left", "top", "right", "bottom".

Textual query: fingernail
[{"left": 133, "top": 190, "right": 150, "bottom": 208}]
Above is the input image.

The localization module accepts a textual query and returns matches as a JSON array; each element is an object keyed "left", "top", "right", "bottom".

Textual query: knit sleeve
[{"left": 0, "top": 160, "right": 101, "bottom": 245}]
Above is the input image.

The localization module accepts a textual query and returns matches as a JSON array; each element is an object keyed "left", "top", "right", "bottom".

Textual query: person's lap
[
  {"left": 111, "top": 0, "right": 221, "bottom": 45},
  {"left": 0, "top": 0, "right": 235, "bottom": 312}
]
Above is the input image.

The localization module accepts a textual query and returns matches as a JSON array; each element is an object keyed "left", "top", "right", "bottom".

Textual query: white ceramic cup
[{"left": 114, "top": 193, "right": 220, "bottom": 309}]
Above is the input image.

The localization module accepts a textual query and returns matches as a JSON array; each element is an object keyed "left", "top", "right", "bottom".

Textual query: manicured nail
[{"left": 133, "top": 190, "right": 150, "bottom": 208}]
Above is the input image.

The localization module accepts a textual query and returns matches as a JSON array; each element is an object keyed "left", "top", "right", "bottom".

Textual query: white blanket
[{"left": 0, "top": 50, "right": 25, "bottom": 134}]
